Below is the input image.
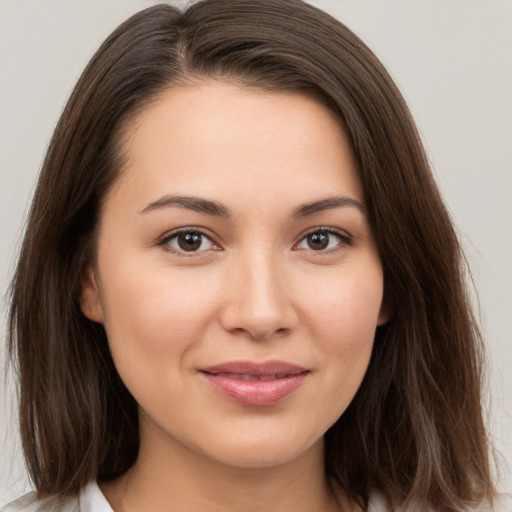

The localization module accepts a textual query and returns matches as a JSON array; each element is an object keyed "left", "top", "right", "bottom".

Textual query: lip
[{"left": 198, "top": 360, "right": 310, "bottom": 406}]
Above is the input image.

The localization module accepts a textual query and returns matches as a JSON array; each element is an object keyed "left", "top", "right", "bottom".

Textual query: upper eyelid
[
  {"left": 293, "top": 228, "right": 353, "bottom": 253},
  {"left": 157, "top": 228, "right": 222, "bottom": 257},
  {"left": 159, "top": 227, "right": 218, "bottom": 244},
  {"left": 156, "top": 225, "right": 352, "bottom": 251},
  {"left": 297, "top": 226, "right": 352, "bottom": 241}
]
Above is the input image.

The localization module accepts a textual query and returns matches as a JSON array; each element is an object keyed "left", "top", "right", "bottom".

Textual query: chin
[{"left": 197, "top": 431, "right": 324, "bottom": 470}]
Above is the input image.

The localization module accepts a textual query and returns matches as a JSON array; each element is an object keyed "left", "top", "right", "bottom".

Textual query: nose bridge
[{"left": 220, "top": 245, "right": 297, "bottom": 339}]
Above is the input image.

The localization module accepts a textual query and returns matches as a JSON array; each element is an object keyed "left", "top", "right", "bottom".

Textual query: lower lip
[{"left": 200, "top": 372, "right": 309, "bottom": 406}]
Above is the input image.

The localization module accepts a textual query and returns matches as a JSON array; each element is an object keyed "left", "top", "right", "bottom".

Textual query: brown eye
[
  {"left": 296, "top": 230, "right": 349, "bottom": 252},
  {"left": 307, "top": 232, "right": 329, "bottom": 250},
  {"left": 165, "top": 231, "right": 215, "bottom": 253},
  {"left": 177, "top": 232, "right": 203, "bottom": 251}
]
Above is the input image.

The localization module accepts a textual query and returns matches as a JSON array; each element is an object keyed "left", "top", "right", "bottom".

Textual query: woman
[{"left": 4, "top": 0, "right": 509, "bottom": 510}]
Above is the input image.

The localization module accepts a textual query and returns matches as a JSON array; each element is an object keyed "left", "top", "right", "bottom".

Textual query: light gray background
[{"left": 1, "top": 0, "right": 511, "bottom": 505}]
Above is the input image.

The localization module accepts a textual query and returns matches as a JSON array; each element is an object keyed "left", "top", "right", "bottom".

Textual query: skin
[{"left": 82, "top": 81, "right": 388, "bottom": 512}]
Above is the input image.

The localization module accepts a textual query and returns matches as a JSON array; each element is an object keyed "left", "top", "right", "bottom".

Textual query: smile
[
  {"left": 211, "top": 373, "right": 293, "bottom": 381},
  {"left": 199, "top": 360, "right": 310, "bottom": 406}
]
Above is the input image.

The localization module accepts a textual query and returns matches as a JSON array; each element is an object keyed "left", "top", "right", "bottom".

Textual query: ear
[
  {"left": 80, "top": 265, "right": 104, "bottom": 323},
  {"left": 377, "top": 283, "right": 393, "bottom": 326},
  {"left": 377, "top": 306, "right": 390, "bottom": 326}
]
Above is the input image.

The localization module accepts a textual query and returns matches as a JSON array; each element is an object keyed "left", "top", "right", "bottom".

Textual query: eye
[
  {"left": 296, "top": 229, "right": 350, "bottom": 251},
  {"left": 162, "top": 230, "right": 216, "bottom": 253}
]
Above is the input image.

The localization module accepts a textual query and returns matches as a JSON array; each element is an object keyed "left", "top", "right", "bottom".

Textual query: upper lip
[{"left": 199, "top": 360, "right": 308, "bottom": 377}]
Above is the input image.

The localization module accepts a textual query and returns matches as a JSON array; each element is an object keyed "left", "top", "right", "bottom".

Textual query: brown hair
[{"left": 8, "top": 1, "right": 495, "bottom": 509}]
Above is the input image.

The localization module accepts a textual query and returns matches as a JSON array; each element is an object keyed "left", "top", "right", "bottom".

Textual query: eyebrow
[
  {"left": 292, "top": 196, "right": 366, "bottom": 218},
  {"left": 139, "top": 195, "right": 231, "bottom": 217},
  {"left": 138, "top": 194, "right": 366, "bottom": 218}
]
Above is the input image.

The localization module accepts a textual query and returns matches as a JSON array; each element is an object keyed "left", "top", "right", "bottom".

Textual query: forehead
[{"left": 107, "top": 80, "right": 364, "bottom": 215}]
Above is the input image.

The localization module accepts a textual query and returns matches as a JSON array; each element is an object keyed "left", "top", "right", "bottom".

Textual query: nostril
[{"left": 218, "top": 266, "right": 299, "bottom": 337}]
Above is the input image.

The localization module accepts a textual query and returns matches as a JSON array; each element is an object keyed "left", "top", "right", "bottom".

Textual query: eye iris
[
  {"left": 307, "top": 232, "right": 329, "bottom": 250},
  {"left": 177, "top": 232, "right": 203, "bottom": 251}
]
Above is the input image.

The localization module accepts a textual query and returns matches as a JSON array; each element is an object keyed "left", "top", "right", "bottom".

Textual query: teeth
[{"left": 215, "top": 372, "right": 288, "bottom": 381}]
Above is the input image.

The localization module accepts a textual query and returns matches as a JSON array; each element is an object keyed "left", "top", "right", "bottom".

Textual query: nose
[{"left": 219, "top": 251, "right": 299, "bottom": 340}]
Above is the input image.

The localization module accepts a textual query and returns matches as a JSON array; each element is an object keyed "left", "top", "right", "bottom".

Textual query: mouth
[
  {"left": 198, "top": 360, "right": 310, "bottom": 406},
  {"left": 205, "top": 372, "right": 298, "bottom": 381}
]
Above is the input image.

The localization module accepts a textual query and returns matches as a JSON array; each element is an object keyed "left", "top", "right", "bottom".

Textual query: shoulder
[
  {"left": 1, "top": 481, "right": 113, "bottom": 512},
  {"left": 0, "top": 492, "right": 78, "bottom": 512},
  {"left": 367, "top": 491, "right": 512, "bottom": 511}
]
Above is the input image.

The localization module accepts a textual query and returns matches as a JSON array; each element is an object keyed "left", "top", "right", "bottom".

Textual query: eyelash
[
  {"left": 158, "top": 228, "right": 220, "bottom": 257},
  {"left": 157, "top": 227, "right": 352, "bottom": 256},
  {"left": 294, "top": 227, "right": 353, "bottom": 254}
]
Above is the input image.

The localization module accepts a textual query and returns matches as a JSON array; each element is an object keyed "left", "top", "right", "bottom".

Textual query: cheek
[
  {"left": 97, "top": 257, "right": 222, "bottom": 374},
  {"left": 300, "top": 260, "right": 383, "bottom": 344},
  {"left": 297, "top": 261, "right": 383, "bottom": 404},
  {"left": 325, "top": 283, "right": 382, "bottom": 356}
]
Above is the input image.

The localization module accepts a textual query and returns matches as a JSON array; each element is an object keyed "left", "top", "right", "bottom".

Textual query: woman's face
[{"left": 82, "top": 81, "right": 387, "bottom": 469}]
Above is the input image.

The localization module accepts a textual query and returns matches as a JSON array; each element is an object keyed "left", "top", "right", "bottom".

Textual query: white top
[
  {"left": 1, "top": 482, "right": 112, "bottom": 512},
  {"left": 1, "top": 481, "right": 511, "bottom": 512}
]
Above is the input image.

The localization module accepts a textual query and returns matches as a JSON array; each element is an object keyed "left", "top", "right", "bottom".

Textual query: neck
[{"left": 100, "top": 419, "right": 355, "bottom": 512}]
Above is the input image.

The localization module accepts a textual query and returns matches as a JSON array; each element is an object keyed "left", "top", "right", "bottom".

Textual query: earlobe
[
  {"left": 377, "top": 284, "right": 393, "bottom": 326},
  {"left": 80, "top": 265, "right": 104, "bottom": 323},
  {"left": 377, "top": 307, "right": 390, "bottom": 326}
]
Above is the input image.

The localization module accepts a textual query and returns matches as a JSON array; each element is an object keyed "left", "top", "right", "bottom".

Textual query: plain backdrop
[{"left": 1, "top": 0, "right": 511, "bottom": 505}]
